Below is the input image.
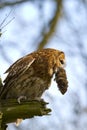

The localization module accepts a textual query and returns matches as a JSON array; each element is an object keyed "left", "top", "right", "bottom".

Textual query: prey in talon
[{"left": 55, "top": 67, "right": 68, "bottom": 94}]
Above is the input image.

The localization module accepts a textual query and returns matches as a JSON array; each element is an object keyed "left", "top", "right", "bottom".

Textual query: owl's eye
[{"left": 60, "top": 60, "right": 64, "bottom": 65}]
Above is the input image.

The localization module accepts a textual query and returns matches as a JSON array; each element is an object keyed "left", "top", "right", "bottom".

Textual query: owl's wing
[{"left": 4, "top": 55, "right": 35, "bottom": 83}]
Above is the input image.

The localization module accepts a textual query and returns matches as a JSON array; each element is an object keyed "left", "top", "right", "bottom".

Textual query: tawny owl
[{"left": 0, "top": 48, "right": 67, "bottom": 101}]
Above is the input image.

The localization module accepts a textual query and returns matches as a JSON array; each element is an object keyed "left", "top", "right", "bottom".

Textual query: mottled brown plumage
[{"left": 0, "top": 48, "right": 67, "bottom": 100}]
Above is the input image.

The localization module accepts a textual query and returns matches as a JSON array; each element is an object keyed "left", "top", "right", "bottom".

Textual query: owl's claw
[{"left": 17, "top": 96, "right": 27, "bottom": 104}]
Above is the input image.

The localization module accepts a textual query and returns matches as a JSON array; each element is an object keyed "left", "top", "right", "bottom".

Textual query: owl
[{"left": 0, "top": 48, "right": 67, "bottom": 102}]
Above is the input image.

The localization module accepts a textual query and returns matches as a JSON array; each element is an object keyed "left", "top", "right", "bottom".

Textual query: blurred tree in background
[{"left": 0, "top": 0, "right": 87, "bottom": 130}]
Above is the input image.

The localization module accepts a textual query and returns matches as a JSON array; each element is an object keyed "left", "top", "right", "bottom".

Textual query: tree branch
[
  {"left": 0, "top": 0, "right": 29, "bottom": 9},
  {"left": 0, "top": 99, "right": 51, "bottom": 130},
  {"left": 37, "top": 0, "right": 63, "bottom": 50}
]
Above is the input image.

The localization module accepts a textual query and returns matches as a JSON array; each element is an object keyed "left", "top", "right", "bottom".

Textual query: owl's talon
[{"left": 17, "top": 96, "right": 27, "bottom": 104}]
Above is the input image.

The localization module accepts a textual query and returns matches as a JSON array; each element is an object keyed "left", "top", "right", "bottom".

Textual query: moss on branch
[{"left": 0, "top": 99, "right": 51, "bottom": 130}]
